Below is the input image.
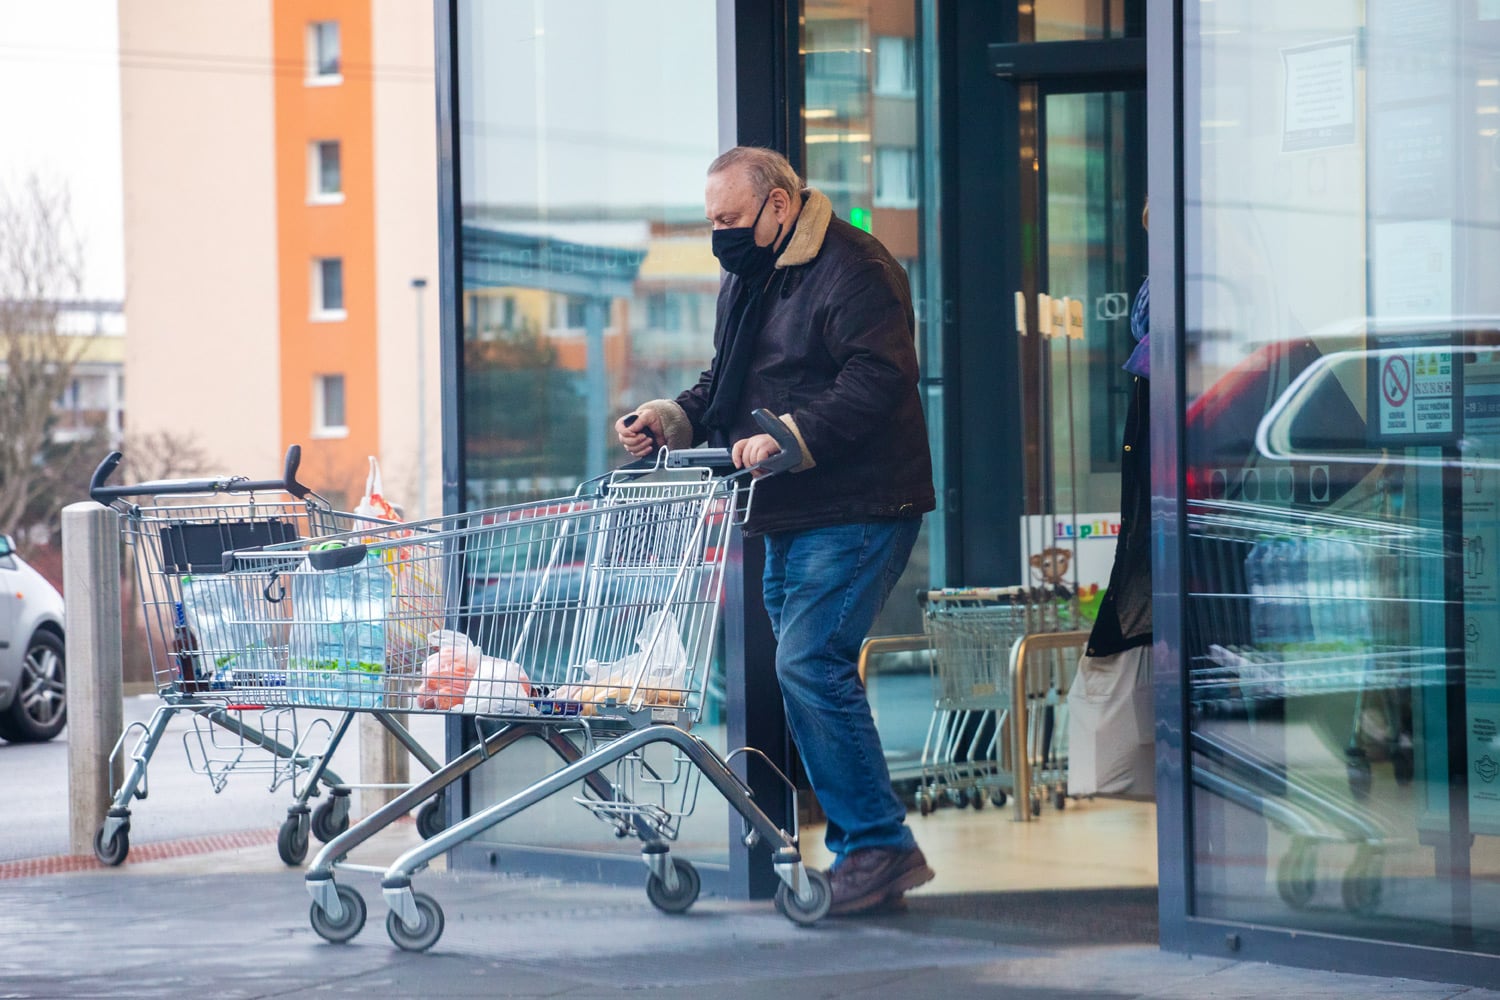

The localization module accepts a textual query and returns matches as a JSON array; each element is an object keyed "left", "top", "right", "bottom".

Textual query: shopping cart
[
  {"left": 87, "top": 446, "right": 451, "bottom": 867},
  {"left": 912, "top": 587, "right": 1076, "bottom": 817},
  {"left": 203, "top": 411, "right": 829, "bottom": 950}
]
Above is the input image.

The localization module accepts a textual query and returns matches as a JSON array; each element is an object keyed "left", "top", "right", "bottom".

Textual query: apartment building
[{"left": 118, "top": 0, "right": 440, "bottom": 513}]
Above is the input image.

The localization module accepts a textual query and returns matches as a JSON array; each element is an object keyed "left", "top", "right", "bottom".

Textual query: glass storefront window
[
  {"left": 1023, "top": 0, "right": 1137, "bottom": 43},
  {"left": 1184, "top": 0, "right": 1500, "bottom": 952},
  {"left": 455, "top": 0, "right": 730, "bottom": 864},
  {"left": 802, "top": 0, "right": 940, "bottom": 635}
]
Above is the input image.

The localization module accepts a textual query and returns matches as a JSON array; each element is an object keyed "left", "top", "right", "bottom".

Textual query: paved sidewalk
[{"left": 3, "top": 842, "right": 1499, "bottom": 999}]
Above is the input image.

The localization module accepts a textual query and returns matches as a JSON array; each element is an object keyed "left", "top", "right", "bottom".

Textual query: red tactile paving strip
[{"left": 0, "top": 828, "right": 278, "bottom": 880}]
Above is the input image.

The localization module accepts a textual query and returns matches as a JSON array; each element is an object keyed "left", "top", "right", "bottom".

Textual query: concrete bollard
[
  {"left": 359, "top": 713, "right": 410, "bottom": 816},
  {"left": 61, "top": 501, "right": 125, "bottom": 856}
]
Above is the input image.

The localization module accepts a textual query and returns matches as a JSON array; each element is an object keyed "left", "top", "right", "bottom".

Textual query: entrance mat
[{"left": 903, "top": 887, "right": 1159, "bottom": 945}]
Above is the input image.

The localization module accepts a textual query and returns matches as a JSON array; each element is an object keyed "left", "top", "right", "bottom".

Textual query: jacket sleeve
[{"left": 790, "top": 257, "right": 919, "bottom": 462}]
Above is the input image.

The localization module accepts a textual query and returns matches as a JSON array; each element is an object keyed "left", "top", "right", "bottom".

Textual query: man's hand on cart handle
[{"left": 616, "top": 411, "right": 664, "bottom": 457}]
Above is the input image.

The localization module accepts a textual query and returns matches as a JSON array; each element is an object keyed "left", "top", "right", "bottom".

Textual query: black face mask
[{"left": 711, "top": 193, "right": 782, "bottom": 277}]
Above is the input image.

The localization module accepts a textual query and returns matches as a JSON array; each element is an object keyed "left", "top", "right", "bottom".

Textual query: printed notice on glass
[
  {"left": 1465, "top": 377, "right": 1500, "bottom": 830},
  {"left": 1370, "top": 346, "right": 1460, "bottom": 445},
  {"left": 1282, "top": 38, "right": 1357, "bottom": 152}
]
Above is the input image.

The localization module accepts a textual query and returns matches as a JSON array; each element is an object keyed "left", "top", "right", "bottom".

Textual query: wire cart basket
[
  {"left": 88, "top": 446, "right": 451, "bottom": 867},
  {"left": 201, "top": 411, "right": 831, "bottom": 951},
  {"left": 912, "top": 586, "right": 1079, "bottom": 819}
]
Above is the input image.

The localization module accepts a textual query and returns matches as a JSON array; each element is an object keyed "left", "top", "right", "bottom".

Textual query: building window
[
  {"left": 309, "top": 141, "right": 342, "bottom": 202},
  {"left": 874, "top": 36, "right": 916, "bottom": 97},
  {"left": 874, "top": 147, "right": 918, "bottom": 208},
  {"left": 314, "top": 374, "right": 347, "bottom": 436},
  {"left": 312, "top": 257, "right": 345, "bottom": 319},
  {"left": 307, "top": 21, "right": 341, "bottom": 83}
]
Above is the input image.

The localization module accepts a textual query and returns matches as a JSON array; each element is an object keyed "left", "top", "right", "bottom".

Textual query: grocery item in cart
[
  {"left": 553, "top": 610, "right": 689, "bottom": 714},
  {"left": 417, "top": 629, "right": 533, "bottom": 714},
  {"left": 288, "top": 544, "right": 389, "bottom": 708},
  {"left": 180, "top": 573, "right": 277, "bottom": 688}
]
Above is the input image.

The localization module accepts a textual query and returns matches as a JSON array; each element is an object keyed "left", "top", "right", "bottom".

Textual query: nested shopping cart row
[{"left": 96, "top": 411, "right": 832, "bottom": 952}]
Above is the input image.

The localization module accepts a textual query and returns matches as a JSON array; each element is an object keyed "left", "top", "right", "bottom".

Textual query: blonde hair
[{"left": 708, "top": 146, "right": 804, "bottom": 202}]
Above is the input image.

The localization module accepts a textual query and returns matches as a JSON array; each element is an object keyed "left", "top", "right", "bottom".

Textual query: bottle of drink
[{"left": 171, "top": 601, "right": 203, "bottom": 693}]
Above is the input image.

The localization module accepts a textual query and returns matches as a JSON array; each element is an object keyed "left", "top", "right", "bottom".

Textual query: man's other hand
[
  {"left": 732, "top": 432, "right": 782, "bottom": 473},
  {"left": 616, "top": 409, "right": 664, "bottom": 457}
]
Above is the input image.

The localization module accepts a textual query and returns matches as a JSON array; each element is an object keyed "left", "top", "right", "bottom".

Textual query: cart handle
[
  {"left": 664, "top": 408, "right": 803, "bottom": 476},
  {"left": 89, "top": 444, "right": 314, "bottom": 503}
]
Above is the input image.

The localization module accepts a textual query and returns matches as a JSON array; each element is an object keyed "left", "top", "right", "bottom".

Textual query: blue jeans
[{"left": 762, "top": 519, "right": 921, "bottom": 861}]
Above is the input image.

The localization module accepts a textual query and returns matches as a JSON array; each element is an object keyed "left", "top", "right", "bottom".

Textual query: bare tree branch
[
  {"left": 0, "top": 174, "right": 90, "bottom": 539},
  {"left": 120, "top": 430, "right": 217, "bottom": 485}
]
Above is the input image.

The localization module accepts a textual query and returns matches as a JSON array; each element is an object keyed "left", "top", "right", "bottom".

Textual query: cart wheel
[
  {"left": 416, "top": 797, "right": 446, "bottom": 840},
  {"left": 1341, "top": 847, "right": 1384, "bottom": 916},
  {"left": 1054, "top": 790, "right": 1068, "bottom": 811},
  {"left": 646, "top": 857, "right": 701, "bottom": 914},
  {"left": 93, "top": 822, "right": 129, "bottom": 867},
  {"left": 917, "top": 792, "right": 933, "bottom": 816},
  {"left": 1345, "top": 748, "right": 1372, "bottom": 802},
  {"left": 990, "top": 790, "right": 1008, "bottom": 809},
  {"left": 1276, "top": 842, "right": 1317, "bottom": 909},
  {"left": 309, "top": 884, "right": 367, "bottom": 944},
  {"left": 971, "top": 792, "right": 985, "bottom": 811},
  {"left": 387, "top": 892, "right": 445, "bottom": 952},
  {"left": 1392, "top": 743, "right": 1415, "bottom": 786},
  {"left": 311, "top": 799, "right": 349, "bottom": 843},
  {"left": 775, "top": 869, "right": 832, "bottom": 926},
  {"left": 952, "top": 788, "right": 970, "bottom": 809},
  {"left": 278, "top": 814, "right": 309, "bottom": 866},
  {"left": 1030, "top": 796, "right": 1041, "bottom": 818}
]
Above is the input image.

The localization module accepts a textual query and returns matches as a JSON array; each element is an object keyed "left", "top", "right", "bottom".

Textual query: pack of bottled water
[{"left": 1244, "top": 534, "right": 1373, "bottom": 692}]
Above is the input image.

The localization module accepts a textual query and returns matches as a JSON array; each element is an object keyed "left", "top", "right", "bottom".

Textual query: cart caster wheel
[
  {"left": 1346, "top": 748, "right": 1372, "bottom": 802},
  {"left": 990, "top": 791, "right": 1008, "bottom": 809},
  {"left": 387, "top": 892, "right": 445, "bottom": 952},
  {"left": 278, "top": 813, "right": 310, "bottom": 866},
  {"left": 310, "top": 884, "right": 367, "bottom": 944},
  {"left": 416, "top": 797, "right": 446, "bottom": 840},
  {"left": 775, "top": 869, "right": 832, "bottom": 926},
  {"left": 1030, "top": 797, "right": 1041, "bottom": 818},
  {"left": 917, "top": 793, "right": 933, "bottom": 816},
  {"left": 952, "top": 788, "right": 970, "bottom": 809},
  {"left": 1340, "top": 845, "right": 1384, "bottom": 916},
  {"left": 646, "top": 858, "right": 701, "bottom": 914},
  {"left": 971, "top": 792, "right": 985, "bottom": 811},
  {"left": 93, "top": 822, "right": 129, "bottom": 866},
  {"left": 1276, "top": 842, "right": 1317, "bottom": 910},
  {"left": 1392, "top": 743, "right": 1415, "bottom": 786},
  {"left": 1054, "top": 791, "right": 1068, "bottom": 811},
  {"left": 311, "top": 798, "right": 349, "bottom": 843}
]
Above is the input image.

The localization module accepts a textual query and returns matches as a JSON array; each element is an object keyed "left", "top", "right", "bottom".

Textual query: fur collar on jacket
[{"left": 774, "top": 189, "right": 832, "bottom": 269}]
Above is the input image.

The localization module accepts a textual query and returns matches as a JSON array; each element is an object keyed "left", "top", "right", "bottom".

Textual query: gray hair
[{"left": 707, "top": 146, "right": 803, "bottom": 202}]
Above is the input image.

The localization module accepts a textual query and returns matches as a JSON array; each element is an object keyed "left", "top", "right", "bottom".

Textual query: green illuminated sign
[{"left": 849, "top": 206, "right": 872, "bottom": 232}]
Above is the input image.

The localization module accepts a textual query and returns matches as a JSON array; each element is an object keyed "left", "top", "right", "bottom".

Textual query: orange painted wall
[{"left": 273, "top": 0, "right": 378, "bottom": 502}]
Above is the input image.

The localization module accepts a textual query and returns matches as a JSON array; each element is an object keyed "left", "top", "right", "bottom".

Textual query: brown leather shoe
[{"left": 828, "top": 846, "right": 934, "bottom": 916}]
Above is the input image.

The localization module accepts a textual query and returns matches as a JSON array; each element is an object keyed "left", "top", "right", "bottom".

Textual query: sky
[{"left": 0, "top": 1, "right": 124, "bottom": 302}]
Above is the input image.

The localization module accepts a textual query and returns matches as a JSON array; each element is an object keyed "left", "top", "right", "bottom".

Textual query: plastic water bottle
[
  {"left": 1338, "top": 539, "right": 1371, "bottom": 648},
  {"left": 1305, "top": 537, "right": 1335, "bottom": 646}
]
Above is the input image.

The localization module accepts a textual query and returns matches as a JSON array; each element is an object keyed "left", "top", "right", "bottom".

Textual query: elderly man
[{"left": 615, "top": 146, "right": 935, "bottom": 915}]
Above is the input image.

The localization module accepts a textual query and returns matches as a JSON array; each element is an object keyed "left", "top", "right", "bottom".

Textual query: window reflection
[
  {"left": 455, "top": 0, "right": 727, "bottom": 862},
  {"left": 1184, "top": 0, "right": 1500, "bottom": 952}
]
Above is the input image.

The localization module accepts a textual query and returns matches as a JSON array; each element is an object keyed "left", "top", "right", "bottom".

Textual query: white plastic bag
[
  {"left": 1066, "top": 646, "right": 1154, "bottom": 798},
  {"left": 460, "top": 654, "right": 534, "bottom": 715},
  {"left": 556, "top": 610, "right": 689, "bottom": 712}
]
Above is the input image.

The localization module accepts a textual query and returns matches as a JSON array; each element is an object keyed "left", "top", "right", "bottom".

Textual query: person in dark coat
[{"left": 616, "top": 147, "right": 935, "bottom": 915}]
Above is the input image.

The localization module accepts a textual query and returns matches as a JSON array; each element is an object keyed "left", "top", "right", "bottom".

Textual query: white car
[{"left": 0, "top": 534, "right": 66, "bottom": 742}]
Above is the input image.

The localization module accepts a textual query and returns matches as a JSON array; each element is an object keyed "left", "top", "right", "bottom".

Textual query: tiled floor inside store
[{"left": 802, "top": 797, "right": 1158, "bottom": 895}]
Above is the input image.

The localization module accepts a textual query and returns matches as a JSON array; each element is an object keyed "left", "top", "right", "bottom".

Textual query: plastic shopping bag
[
  {"left": 1066, "top": 646, "right": 1154, "bottom": 798},
  {"left": 417, "top": 630, "right": 484, "bottom": 709},
  {"left": 354, "top": 456, "right": 400, "bottom": 523},
  {"left": 460, "top": 653, "right": 534, "bottom": 715},
  {"left": 554, "top": 610, "right": 689, "bottom": 714}
]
